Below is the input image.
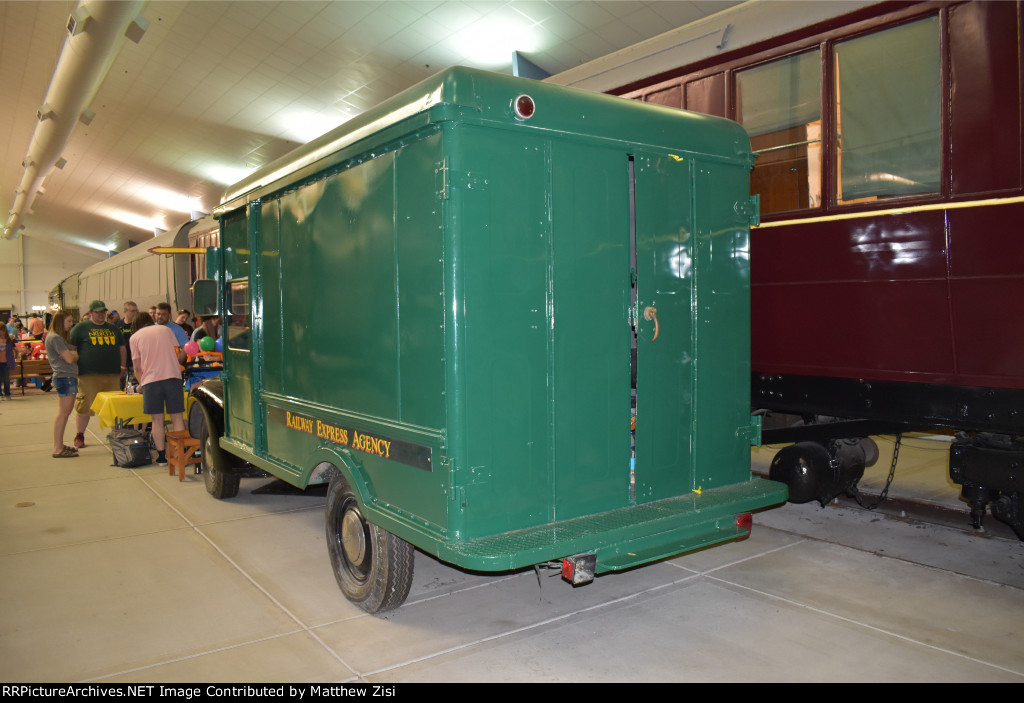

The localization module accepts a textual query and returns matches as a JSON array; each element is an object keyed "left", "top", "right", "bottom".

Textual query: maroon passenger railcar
[{"left": 617, "top": 0, "right": 1024, "bottom": 537}]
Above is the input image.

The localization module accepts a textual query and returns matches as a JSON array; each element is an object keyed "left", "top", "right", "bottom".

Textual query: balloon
[
  {"left": 199, "top": 336, "right": 215, "bottom": 352},
  {"left": 183, "top": 341, "right": 200, "bottom": 356},
  {"left": 214, "top": 338, "right": 223, "bottom": 352}
]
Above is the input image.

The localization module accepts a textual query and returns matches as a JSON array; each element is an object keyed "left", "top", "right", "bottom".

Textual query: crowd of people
[
  {"left": 1, "top": 302, "right": 222, "bottom": 462},
  {"left": 4, "top": 311, "right": 46, "bottom": 342},
  {"left": 2, "top": 313, "right": 51, "bottom": 400}
]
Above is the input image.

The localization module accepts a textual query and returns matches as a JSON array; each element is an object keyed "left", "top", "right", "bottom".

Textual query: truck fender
[
  {"left": 189, "top": 379, "right": 226, "bottom": 437},
  {"left": 310, "top": 449, "right": 373, "bottom": 508},
  {"left": 188, "top": 380, "right": 232, "bottom": 475}
]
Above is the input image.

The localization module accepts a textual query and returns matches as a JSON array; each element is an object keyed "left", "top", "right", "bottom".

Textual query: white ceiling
[{"left": 1, "top": 0, "right": 742, "bottom": 254}]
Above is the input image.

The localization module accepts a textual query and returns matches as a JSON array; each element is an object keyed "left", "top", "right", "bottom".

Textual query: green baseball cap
[{"left": 88, "top": 300, "right": 108, "bottom": 312}]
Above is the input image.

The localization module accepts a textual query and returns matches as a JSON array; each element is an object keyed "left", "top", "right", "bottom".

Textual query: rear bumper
[{"left": 436, "top": 477, "right": 788, "bottom": 572}]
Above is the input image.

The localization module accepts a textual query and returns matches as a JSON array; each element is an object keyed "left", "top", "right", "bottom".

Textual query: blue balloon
[{"left": 214, "top": 338, "right": 223, "bottom": 352}]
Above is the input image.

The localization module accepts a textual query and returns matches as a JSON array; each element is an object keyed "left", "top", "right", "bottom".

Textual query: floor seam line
[
  {"left": 707, "top": 575, "right": 1024, "bottom": 678},
  {"left": 128, "top": 467, "right": 362, "bottom": 678}
]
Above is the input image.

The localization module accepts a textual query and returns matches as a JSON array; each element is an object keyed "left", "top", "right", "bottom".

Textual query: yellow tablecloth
[{"left": 90, "top": 390, "right": 193, "bottom": 428}]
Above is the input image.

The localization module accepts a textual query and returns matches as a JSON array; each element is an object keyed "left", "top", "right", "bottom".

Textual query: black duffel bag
[{"left": 108, "top": 428, "right": 152, "bottom": 468}]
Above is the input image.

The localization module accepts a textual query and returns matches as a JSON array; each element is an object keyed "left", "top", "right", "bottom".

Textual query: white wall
[{"left": 0, "top": 234, "right": 105, "bottom": 315}]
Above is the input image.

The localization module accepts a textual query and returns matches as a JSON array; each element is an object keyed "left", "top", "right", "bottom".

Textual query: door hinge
[
  {"left": 437, "top": 159, "right": 449, "bottom": 200},
  {"left": 738, "top": 415, "right": 762, "bottom": 446},
  {"left": 734, "top": 194, "right": 760, "bottom": 227}
]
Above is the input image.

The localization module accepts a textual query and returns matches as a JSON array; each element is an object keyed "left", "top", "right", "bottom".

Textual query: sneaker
[
  {"left": 156, "top": 450, "right": 167, "bottom": 466},
  {"left": 74, "top": 433, "right": 85, "bottom": 448}
]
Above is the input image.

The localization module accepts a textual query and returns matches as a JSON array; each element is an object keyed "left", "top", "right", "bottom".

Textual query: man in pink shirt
[{"left": 129, "top": 312, "right": 185, "bottom": 466}]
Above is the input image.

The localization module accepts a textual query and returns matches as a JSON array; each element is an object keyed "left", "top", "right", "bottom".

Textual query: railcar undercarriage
[
  {"left": 754, "top": 373, "right": 1024, "bottom": 540},
  {"left": 950, "top": 434, "right": 1024, "bottom": 540}
]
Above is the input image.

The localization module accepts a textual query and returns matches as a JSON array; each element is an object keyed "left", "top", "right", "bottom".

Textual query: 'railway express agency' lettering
[
  {"left": 273, "top": 407, "right": 430, "bottom": 471},
  {"left": 283, "top": 411, "right": 359, "bottom": 449}
]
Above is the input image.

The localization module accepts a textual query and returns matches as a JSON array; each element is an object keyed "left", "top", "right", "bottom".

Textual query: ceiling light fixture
[
  {"left": 139, "top": 186, "right": 195, "bottom": 213},
  {"left": 100, "top": 207, "right": 165, "bottom": 232},
  {"left": 459, "top": 19, "right": 540, "bottom": 68},
  {"left": 199, "top": 163, "right": 256, "bottom": 187}
]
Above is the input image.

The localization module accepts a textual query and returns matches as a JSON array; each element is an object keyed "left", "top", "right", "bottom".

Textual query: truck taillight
[
  {"left": 561, "top": 554, "right": 596, "bottom": 585},
  {"left": 735, "top": 512, "right": 753, "bottom": 539}
]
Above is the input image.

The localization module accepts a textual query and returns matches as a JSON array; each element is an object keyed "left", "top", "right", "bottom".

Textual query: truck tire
[
  {"left": 188, "top": 400, "right": 204, "bottom": 439},
  {"left": 326, "top": 474, "right": 414, "bottom": 613},
  {"left": 201, "top": 411, "right": 240, "bottom": 499}
]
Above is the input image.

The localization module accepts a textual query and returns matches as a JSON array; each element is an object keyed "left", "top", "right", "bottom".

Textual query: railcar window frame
[
  {"left": 833, "top": 15, "right": 942, "bottom": 205},
  {"left": 618, "top": 5, "right": 951, "bottom": 221},
  {"left": 736, "top": 48, "right": 824, "bottom": 215}
]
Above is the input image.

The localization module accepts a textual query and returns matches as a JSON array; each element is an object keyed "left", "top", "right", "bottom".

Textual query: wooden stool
[{"left": 166, "top": 430, "right": 201, "bottom": 482}]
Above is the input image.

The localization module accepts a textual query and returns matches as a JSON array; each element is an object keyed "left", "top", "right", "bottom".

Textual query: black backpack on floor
[{"left": 108, "top": 428, "right": 152, "bottom": 468}]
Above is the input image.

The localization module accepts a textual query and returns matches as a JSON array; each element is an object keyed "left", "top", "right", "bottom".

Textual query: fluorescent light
[
  {"left": 276, "top": 107, "right": 350, "bottom": 144},
  {"left": 459, "top": 18, "right": 540, "bottom": 68},
  {"left": 139, "top": 186, "right": 194, "bottom": 213},
  {"left": 199, "top": 163, "right": 256, "bottom": 187},
  {"left": 99, "top": 207, "right": 167, "bottom": 232}
]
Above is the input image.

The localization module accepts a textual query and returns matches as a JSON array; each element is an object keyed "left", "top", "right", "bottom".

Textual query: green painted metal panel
[
  {"left": 258, "top": 135, "right": 449, "bottom": 529},
  {"left": 211, "top": 66, "right": 783, "bottom": 572},
  {"left": 693, "top": 162, "right": 759, "bottom": 489},
  {"left": 395, "top": 132, "right": 446, "bottom": 430},
  {"left": 634, "top": 151, "right": 697, "bottom": 503},
  {"left": 453, "top": 124, "right": 554, "bottom": 536},
  {"left": 550, "top": 141, "right": 632, "bottom": 520},
  {"left": 275, "top": 154, "right": 399, "bottom": 417}
]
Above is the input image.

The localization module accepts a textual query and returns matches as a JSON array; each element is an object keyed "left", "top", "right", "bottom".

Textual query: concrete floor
[{"left": 2, "top": 390, "right": 1022, "bottom": 683}]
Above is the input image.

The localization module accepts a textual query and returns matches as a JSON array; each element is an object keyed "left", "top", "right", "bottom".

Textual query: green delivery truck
[{"left": 190, "top": 67, "right": 786, "bottom": 612}]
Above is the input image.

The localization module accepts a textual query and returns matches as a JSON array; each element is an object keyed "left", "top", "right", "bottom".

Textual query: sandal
[
  {"left": 62, "top": 445, "right": 79, "bottom": 454},
  {"left": 52, "top": 447, "right": 78, "bottom": 458}
]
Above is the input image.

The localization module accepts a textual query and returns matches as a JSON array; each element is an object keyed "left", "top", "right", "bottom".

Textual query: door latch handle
[{"left": 644, "top": 306, "right": 659, "bottom": 342}]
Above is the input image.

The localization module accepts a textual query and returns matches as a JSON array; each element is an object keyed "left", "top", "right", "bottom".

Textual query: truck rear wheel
[
  {"left": 326, "top": 474, "right": 414, "bottom": 613},
  {"left": 201, "top": 412, "right": 239, "bottom": 499}
]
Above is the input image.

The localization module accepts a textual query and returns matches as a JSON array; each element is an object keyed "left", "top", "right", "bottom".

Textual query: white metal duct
[{"left": 2, "top": 0, "right": 147, "bottom": 240}]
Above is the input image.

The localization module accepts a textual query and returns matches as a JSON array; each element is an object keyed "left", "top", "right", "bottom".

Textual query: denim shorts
[{"left": 54, "top": 376, "right": 78, "bottom": 398}]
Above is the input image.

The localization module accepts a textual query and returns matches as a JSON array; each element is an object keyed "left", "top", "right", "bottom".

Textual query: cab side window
[{"left": 227, "top": 279, "right": 251, "bottom": 351}]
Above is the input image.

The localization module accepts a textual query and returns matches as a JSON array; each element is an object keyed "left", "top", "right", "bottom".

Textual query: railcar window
[
  {"left": 835, "top": 17, "right": 940, "bottom": 203},
  {"left": 736, "top": 50, "right": 822, "bottom": 214},
  {"left": 227, "top": 279, "right": 251, "bottom": 351}
]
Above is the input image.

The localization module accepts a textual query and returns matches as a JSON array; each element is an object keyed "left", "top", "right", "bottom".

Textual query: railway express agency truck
[{"left": 191, "top": 67, "right": 787, "bottom": 612}]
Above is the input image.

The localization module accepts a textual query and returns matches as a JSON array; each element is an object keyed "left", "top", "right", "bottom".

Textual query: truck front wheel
[
  {"left": 326, "top": 474, "right": 414, "bottom": 613},
  {"left": 201, "top": 411, "right": 240, "bottom": 499}
]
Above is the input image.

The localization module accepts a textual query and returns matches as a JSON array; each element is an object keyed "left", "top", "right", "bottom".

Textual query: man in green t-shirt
[{"left": 69, "top": 300, "right": 126, "bottom": 448}]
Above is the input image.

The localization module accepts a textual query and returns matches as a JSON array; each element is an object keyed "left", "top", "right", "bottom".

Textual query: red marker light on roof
[{"left": 513, "top": 94, "right": 536, "bottom": 120}]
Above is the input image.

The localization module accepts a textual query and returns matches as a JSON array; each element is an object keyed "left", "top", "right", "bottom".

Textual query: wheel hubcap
[{"left": 340, "top": 508, "right": 367, "bottom": 568}]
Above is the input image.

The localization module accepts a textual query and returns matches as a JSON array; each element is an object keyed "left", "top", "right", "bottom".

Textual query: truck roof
[{"left": 217, "top": 65, "right": 752, "bottom": 213}]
